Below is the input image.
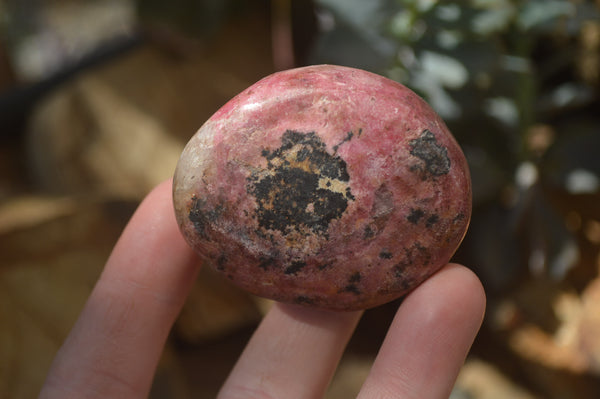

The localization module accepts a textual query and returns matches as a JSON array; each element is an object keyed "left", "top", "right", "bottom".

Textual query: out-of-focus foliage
[{"left": 314, "top": 0, "right": 600, "bottom": 285}]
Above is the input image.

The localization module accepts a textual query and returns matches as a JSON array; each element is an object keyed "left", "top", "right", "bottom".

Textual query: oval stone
[{"left": 173, "top": 65, "right": 471, "bottom": 311}]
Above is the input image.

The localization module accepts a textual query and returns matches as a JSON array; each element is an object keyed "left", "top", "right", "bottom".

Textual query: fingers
[
  {"left": 40, "top": 180, "right": 200, "bottom": 399},
  {"left": 217, "top": 264, "right": 483, "bottom": 399},
  {"left": 217, "top": 304, "right": 362, "bottom": 399},
  {"left": 357, "top": 263, "right": 486, "bottom": 399}
]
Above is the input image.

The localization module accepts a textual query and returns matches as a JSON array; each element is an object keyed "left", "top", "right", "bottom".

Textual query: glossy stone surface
[{"left": 173, "top": 65, "right": 471, "bottom": 311}]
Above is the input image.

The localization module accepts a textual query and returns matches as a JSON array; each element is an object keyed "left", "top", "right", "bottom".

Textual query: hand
[{"left": 39, "top": 180, "right": 485, "bottom": 399}]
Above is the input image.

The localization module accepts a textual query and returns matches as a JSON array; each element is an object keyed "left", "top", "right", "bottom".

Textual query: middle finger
[{"left": 217, "top": 303, "right": 361, "bottom": 399}]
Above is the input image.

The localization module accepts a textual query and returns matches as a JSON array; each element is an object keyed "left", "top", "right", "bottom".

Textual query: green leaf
[{"left": 517, "top": 0, "right": 575, "bottom": 31}]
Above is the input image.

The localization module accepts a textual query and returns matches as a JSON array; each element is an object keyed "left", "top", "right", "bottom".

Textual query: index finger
[{"left": 40, "top": 179, "right": 200, "bottom": 399}]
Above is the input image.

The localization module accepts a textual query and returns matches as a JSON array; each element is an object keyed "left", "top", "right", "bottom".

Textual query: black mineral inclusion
[
  {"left": 247, "top": 130, "right": 354, "bottom": 235},
  {"left": 409, "top": 130, "right": 451, "bottom": 177}
]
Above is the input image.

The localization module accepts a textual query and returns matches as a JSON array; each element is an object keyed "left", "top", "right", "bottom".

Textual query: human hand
[{"left": 39, "top": 180, "right": 485, "bottom": 399}]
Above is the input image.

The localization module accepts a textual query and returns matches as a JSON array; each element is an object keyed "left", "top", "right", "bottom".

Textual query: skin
[{"left": 39, "top": 179, "right": 485, "bottom": 399}]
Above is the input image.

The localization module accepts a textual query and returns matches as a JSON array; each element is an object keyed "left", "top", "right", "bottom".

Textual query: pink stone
[{"left": 173, "top": 65, "right": 471, "bottom": 311}]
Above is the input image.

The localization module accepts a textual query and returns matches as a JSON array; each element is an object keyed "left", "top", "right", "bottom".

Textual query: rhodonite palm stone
[{"left": 173, "top": 65, "right": 471, "bottom": 311}]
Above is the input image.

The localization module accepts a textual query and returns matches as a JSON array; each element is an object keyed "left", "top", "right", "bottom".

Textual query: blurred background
[{"left": 1, "top": 0, "right": 600, "bottom": 397}]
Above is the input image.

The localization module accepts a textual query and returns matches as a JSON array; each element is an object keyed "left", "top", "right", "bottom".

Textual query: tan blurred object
[
  {"left": 455, "top": 359, "right": 539, "bottom": 399},
  {"left": 0, "top": 196, "right": 76, "bottom": 235},
  {"left": 28, "top": 74, "right": 184, "bottom": 199},
  {"left": 509, "top": 321, "right": 589, "bottom": 374},
  {"left": 578, "top": 273, "right": 600, "bottom": 373},
  {"left": 26, "top": 44, "right": 252, "bottom": 199},
  {"left": 175, "top": 266, "right": 261, "bottom": 343},
  {"left": 493, "top": 276, "right": 600, "bottom": 375},
  {"left": 579, "top": 20, "right": 600, "bottom": 84},
  {"left": 0, "top": 196, "right": 135, "bottom": 398}
]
